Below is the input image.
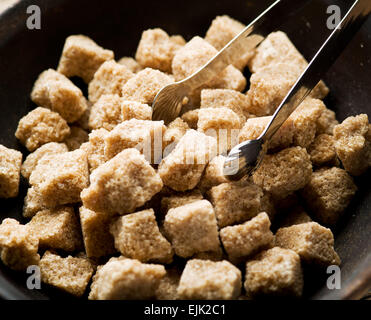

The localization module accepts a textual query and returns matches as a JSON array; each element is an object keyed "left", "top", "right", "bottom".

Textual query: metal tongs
[{"left": 152, "top": 0, "right": 371, "bottom": 180}]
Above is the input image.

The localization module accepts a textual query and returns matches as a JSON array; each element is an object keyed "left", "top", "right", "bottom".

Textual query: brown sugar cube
[
  {"left": 172, "top": 36, "right": 217, "bottom": 81},
  {"left": 301, "top": 167, "right": 357, "bottom": 225},
  {"left": 0, "top": 218, "right": 40, "bottom": 271},
  {"left": 155, "top": 267, "right": 181, "bottom": 300},
  {"left": 253, "top": 146, "right": 312, "bottom": 200},
  {"left": 197, "top": 107, "right": 241, "bottom": 154},
  {"left": 121, "top": 100, "right": 152, "bottom": 121},
  {"left": 205, "top": 15, "right": 254, "bottom": 70},
  {"left": 248, "top": 31, "right": 329, "bottom": 99},
  {"left": 220, "top": 212, "right": 274, "bottom": 262},
  {"left": 200, "top": 89, "right": 251, "bottom": 123},
  {"left": 158, "top": 130, "right": 217, "bottom": 191},
  {"left": 163, "top": 200, "right": 221, "bottom": 258},
  {"left": 23, "top": 187, "right": 48, "bottom": 218},
  {"left": 84, "top": 128, "right": 108, "bottom": 172},
  {"left": 333, "top": 114, "right": 371, "bottom": 176},
  {"left": 246, "top": 63, "right": 302, "bottom": 116},
  {"left": 39, "top": 251, "right": 94, "bottom": 297},
  {"left": 244, "top": 247, "right": 303, "bottom": 297},
  {"left": 21, "top": 142, "right": 68, "bottom": 180},
  {"left": 160, "top": 190, "right": 203, "bottom": 215},
  {"left": 64, "top": 126, "right": 88, "bottom": 151},
  {"left": 27, "top": 207, "right": 83, "bottom": 252},
  {"left": 275, "top": 222, "right": 341, "bottom": 266},
  {"left": 104, "top": 119, "right": 166, "bottom": 163},
  {"left": 316, "top": 107, "right": 339, "bottom": 135},
  {"left": 135, "top": 28, "right": 185, "bottom": 73},
  {"left": 117, "top": 56, "right": 143, "bottom": 73},
  {"left": 181, "top": 109, "right": 199, "bottom": 129},
  {"left": 278, "top": 206, "right": 312, "bottom": 228},
  {"left": 31, "top": 69, "right": 88, "bottom": 123},
  {"left": 81, "top": 148, "right": 163, "bottom": 214},
  {"left": 110, "top": 209, "right": 173, "bottom": 263},
  {"left": 197, "top": 155, "right": 229, "bottom": 192},
  {"left": 177, "top": 259, "right": 241, "bottom": 300},
  {"left": 57, "top": 35, "right": 114, "bottom": 83},
  {"left": 163, "top": 118, "right": 189, "bottom": 152},
  {"left": 308, "top": 134, "right": 339, "bottom": 167},
  {"left": 15, "top": 107, "right": 70, "bottom": 152},
  {"left": 208, "top": 180, "right": 264, "bottom": 228},
  {"left": 288, "top": 98, "right": 326, "bottom": 148},
  {"left": 88, "top": 60, "right": 133, "bottom": 103},
  {"left": 208, "top": 65, "right": 246, "bottom": 92},
  {"left": 0, "top": 145, "right": 22, "bottom": 198},
  {"left": 88, "top": 94, "right": 123, "bottom": 131},
  {"left": 121, "top": 68, "right": 174, "bottom": 105},
  {"left": 79, "top": 206, "right": 116, "bottom": 258},
  {"left": 88, "top": 257, "right": 165, "bottom": 300},
  {"left": 29, "top": 149, "right": 89, "bottom": 207},
  {"left": 238, "top": 116, "right": 294, "bottom": 151}
]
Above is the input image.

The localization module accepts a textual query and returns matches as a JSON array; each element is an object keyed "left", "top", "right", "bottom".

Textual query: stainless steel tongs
[{"left": 152, "top": 0, "right": 371, "bottom": 180}]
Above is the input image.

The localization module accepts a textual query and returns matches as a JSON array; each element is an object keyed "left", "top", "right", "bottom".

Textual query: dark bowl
[{"left": 0, "top": 0, "right": 370, "bottom": 300}]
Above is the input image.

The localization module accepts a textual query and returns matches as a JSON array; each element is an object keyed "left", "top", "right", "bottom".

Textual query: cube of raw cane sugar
[
  {"left": 31, "top": 69, "right": 88, "bottom": 123},
  {"left": 117, "top": 56, "right": 143, "bottom": 73},
  {"left": 208, "top": 65, "right": 247, "bottom": 92},
  {"left": 135, "top": 28, "right": 185, "bottom": 73},
  {"left": 220, "top": 212, "right": 274, "bottom": 262},
  {"left": 163, "top": 118, "right": 189, "bottom": 152},
  {"left": 121, "top": 101, "right": 152, "bottom": 121},
  {"left": 79, "top": 206, "right": 116, "bottom": 258},
  {"left": 307, "top": 134, "right": 339, "bottom": 167},
  {"left": 88, "top": 94, "right": 123, "bottom": 131},
  {"left": 23, "top": 187, "right": 48, "bottom": 218},
  {"left": 200, "top": 89, "right": 251, "bottom": 123},
  {"left": 177, "top": 259, "right": 241, "bottom": 300},
  {"left": 15, "top": 107, "right": 70, "bottom": 152},
  {"left": 181, "top": 109, "right": 199, "bottom": 129},
  {"left": 208, "top": 180, "right": 264, "bottom": 228},
  {"left": 0, "top": 218, "right": 40, "bottom": 271},
  {"left": 121, "top": 68, "right": 174, "bottom": 105},
  {"left": 21, "top": 142, "right": 68, "bottom": 180},
  {"left": 238, "top": 116, "right": 294, "bottom": 151},
  {"left": 248, "top": 31, "right": 329, "bottom": 99},
  {"left": 155, "top": 267, "right": 181, "bottom": 300},
  {"left": 0, "top": 145, "right": 22, "bottom": 198},
  {"left": 88, "top": 60, "right": 133, "bottom": 103},
  {"left": 57, "top": 35, "right": 114, "bottom": 83},
  {"left": 333, "top": 114, "right": 371, "bottom": 176},
  {"left": 275, "top": 222, "right": 341, "bottom": 266},
  {"left": 110, "top": 209, "right": 173, "bottom": 263},
  {"left": 205, "top": 15, "right": 254, "bottom": 70},
  {"left": 244, "top": 247, "right": 303, "bottom": 297},
  {"left": 160, "top": 190, "right": 203, "bottom": 214},
  {"left": 81, "top": 148, "right": 163, "bottom": 214},
  {"left": 27, "top": 207, "right": 83, "bottom": 252},
  {"left": 288, "top": 98, "right": 326, "bottom": 148},
  {"left": 39, "top": 251, "right": 95, "bottom": 297},
  {"left": 158, "top": 130, "right": 217, "bottom": 191},
  {"left": 197, "top": 107, "right": 241, "bottom": 154},
  {"left": 301, "top": 167, "right": 357, "bottom": 225},
  {"left": 29, "top": 149, "right": 89, "bottom": 207},
  {"left": 104, "top": 119, "right": 166, "bottom": 163},
  {"left": 163, "top": 200, "right": 221, "bottom": 258},
  {"left": 197, "top": 155, "right": 229, "bottom": 192},
  {"left": 246, "top": 63, "right": 302, "bottom": 116},
  {"left": 88, "top": 257, "right": 165, "bottom": 300},
  {"left": 84, "top": 128, "right": 108, "bottom": 172},
  {"left": 252, "top": 147, "right": 312, "bottom": 200},
  {"left": 64, "top": 126, "right": 88, "bottom": 151},
  {"left": 317, "top": 107, "right": 339, "bottom": 135}
]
